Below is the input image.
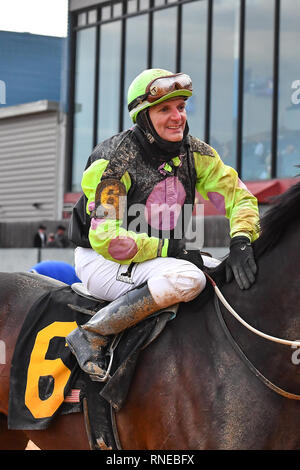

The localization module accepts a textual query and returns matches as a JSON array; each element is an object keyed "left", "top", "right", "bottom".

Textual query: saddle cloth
[{"left": 8, "top": 284, "right": 175, "bottom": 449}]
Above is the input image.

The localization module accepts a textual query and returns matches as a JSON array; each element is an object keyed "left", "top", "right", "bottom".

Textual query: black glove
[
  {"left": 176, "top": 249, "right": 204, "bottom": 270},
  {"left": 167, "top": 239, "right": 204, "bottom": 270},
  {"left": 167, "top": 238, "right": 185, "bottom": 257},
  {"left": 226, "top": 236, "right": 257, "bottom": 290}
]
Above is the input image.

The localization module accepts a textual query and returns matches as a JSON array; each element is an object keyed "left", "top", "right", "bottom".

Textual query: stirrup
[
  {"left": 92, "top": 333, "right": 124, "bottom": 382},
  {"left": 86, "top": 364, "right": 109, "bottom": 383}
]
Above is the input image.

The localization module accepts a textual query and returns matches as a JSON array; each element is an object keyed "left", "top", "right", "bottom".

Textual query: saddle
[
  {"left": 8, "top": 279, "right": 177, "bottom": 450},
  {"left": 70, "top": 282, "right": 178, "bottom": 347}
]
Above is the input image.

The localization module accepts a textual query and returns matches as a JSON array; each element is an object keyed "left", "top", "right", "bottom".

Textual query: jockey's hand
[
  {"left": 167, "top": 239, "right": 185, "bottom": 257},
  {"left": 176, "top": 249, "right": 204, "bottom": 270},
  {"left": 226, "top": 236, "right": 257, "bottom": 290},
  {"left": 167, "top": 240, "right": 204, "bottom": 270}
]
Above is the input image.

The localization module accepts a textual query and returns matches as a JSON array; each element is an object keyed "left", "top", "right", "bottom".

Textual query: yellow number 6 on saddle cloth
[{"left": 25, "top": 321, "right": 77, "bottom": 419}]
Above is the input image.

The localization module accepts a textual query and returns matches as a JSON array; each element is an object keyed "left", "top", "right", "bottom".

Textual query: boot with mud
[
  {"left": 66, "top": 282, "right": 169, "bottom": 381},
  {"left": 66, "top": 326, "right": 109, "bottom": 381}
]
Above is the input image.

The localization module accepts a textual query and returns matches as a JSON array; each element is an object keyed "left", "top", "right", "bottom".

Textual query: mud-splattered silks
[{"left": 79, "top": 128, "right": 259, "bottom": 264}]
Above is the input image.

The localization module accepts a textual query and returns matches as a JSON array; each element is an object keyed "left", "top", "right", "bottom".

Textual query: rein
[{"left": 205, "top": 274, "right": 300, "bottom": 400}]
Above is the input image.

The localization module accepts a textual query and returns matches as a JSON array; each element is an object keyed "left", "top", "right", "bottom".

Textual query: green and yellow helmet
[{"left": 127, "top": 68, "right": 193, "bottom": 123}]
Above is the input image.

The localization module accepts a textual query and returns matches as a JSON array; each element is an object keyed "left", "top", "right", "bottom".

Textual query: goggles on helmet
[
  {"left": 128, "top": 73, "right": 192, "bottom": 112},
  {"left": 147, "top": 73, "right": 192, "bottom": 102}
]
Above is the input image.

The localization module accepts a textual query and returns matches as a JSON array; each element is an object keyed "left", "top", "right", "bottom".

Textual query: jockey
[{"left": 66, "top": 68, "right": 259, "bottom": 381}]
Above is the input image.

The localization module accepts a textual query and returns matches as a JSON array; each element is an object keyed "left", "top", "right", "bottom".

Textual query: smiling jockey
[{"left": 66, "top": 68, "right": 259, "bottom": 381}]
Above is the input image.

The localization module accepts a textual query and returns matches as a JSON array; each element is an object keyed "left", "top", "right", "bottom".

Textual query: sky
[{"left": 0, "top": 0, "right": 68, "bottom": 37}]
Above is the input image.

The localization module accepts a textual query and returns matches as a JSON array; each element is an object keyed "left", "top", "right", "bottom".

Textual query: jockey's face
[{"left": 148, "top": 97, "right": 187, "bottom": 142}]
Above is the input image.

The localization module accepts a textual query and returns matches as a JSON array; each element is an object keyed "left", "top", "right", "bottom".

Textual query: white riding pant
[{"left": 74, "top": 247, "right": 221, "bottom": 308}]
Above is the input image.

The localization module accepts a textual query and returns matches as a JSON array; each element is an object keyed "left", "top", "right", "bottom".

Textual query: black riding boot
[{"left": 66, "top": 283, "right": 161, "bottom": 381}]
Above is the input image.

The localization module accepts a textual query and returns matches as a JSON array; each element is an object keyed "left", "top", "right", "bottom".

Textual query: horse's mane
[{"left": 253, "top": 179, "right": 300, "bottom": 258}]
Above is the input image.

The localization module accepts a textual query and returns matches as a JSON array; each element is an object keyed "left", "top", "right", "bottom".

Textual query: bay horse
[{"left": 1, "top": 181, "right": 300, "bottom": 449}]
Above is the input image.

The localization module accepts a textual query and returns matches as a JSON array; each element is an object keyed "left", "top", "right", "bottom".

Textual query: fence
[
  {"left": 0, "top": 248, "right": 75, "bottom": 272},
  {"left": 0, "top": 215, "right": 231, "bottom": 272}
]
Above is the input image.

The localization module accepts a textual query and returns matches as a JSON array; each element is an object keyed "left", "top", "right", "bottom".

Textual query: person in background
[
  {"left": 46, "top": 233, "right": 57, "bottom": 247},
  {"left": 33, "top": 224, "right": 47, "bottom": 248},
  {"left": 54, "top": 225, "right": 70, "bottom": 248},
  {"left": 29, "top": 260, "right": 81, "bottom": 285}
]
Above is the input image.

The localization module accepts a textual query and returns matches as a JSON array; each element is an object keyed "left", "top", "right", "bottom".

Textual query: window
[
  {"left": 277, "top": 0, "right": 300, "bottom": 178},
  {"left": 88, "top": 9, "right": 98, "bottom": 24},
  {"left": 139, "top": 0, "right": 150, "bottom": 10},
  {"left": 152, "top": 7, "right": 177, "bottom": 71},
  {"left": 72, "top": 27, "right": 96, "bottom": 192},
  {"left": 123, "top": 14, "right": 149, "bottom": 130},
  {"left": 101, "top": 6, "right": 111, "bottom": 20},
  {"left": 181, "top": 0, "right": 207, "bottom": 138},
  {"left": 97, "top": 21, "right": 122, "bottom": 142},
  {"left": 242, "top": 0, "right": 274, "bottom": 181},
  {"left": 210, "top": 0, "right": 240, "bottom": 168},
  {"left": 113, "top": 2, "right": 123, "bottom": 17},
  {"left": 77, "top": 12, "right": 86, "bottom": 27},
  {"left": 127, "top": 0, "right": 138, "bottom": 14}
]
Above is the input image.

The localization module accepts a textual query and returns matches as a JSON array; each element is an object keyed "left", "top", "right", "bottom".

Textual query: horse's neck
[{"left": 219, "top": 232, "right": 300, "bottom": 389}]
